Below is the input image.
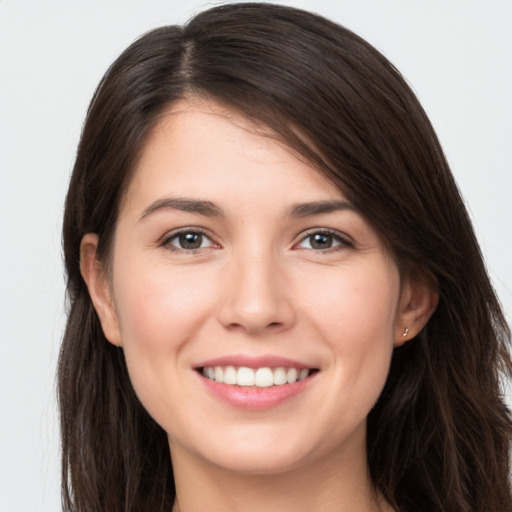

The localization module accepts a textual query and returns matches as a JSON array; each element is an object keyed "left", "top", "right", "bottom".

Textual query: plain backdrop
[{"left": 1, "top": 1, "right": 511, "bottom": 510}]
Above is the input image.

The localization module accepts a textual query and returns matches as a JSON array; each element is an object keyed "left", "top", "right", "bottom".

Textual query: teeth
[
  {"left": 255, "top": 368, "right": 274, "bottom": 387},
  {"left": 224, "top": 366, "right": 237, "bottom": 385},
  {"left": 273, "top": 367, "right": 287, "bottom": 385},
  {"left": 237, "top": 367, "right": 255, "bottom": 387},
  {"left": 299, "top": 368, "right": 309, "bottom": 381},
  {"left": 202, "top": 366, "right": 311, "bottom": 387},
  {"left": 286, "top": 368, "right": 298, "bottom": 383}
]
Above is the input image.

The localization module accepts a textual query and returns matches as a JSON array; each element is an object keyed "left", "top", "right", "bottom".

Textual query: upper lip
[{"left": 195, "top": 354, "right": 314, "bottom": 370}]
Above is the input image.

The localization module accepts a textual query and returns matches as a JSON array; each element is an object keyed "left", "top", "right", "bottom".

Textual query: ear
[
  {"left": 394, "top": 277, "right": 438, "bottom": 347},
  {"left": 80, "top": 233, "right": 122, "bottom": 347}
]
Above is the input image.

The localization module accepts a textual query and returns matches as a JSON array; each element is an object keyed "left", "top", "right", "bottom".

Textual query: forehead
[{"left": 122, "top": 98, "right": 345, "bottom": 214}]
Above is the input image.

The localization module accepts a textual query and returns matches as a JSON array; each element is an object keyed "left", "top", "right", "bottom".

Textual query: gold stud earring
[{"left": 402, "top": 327, "right": 409, "bottom": 338}]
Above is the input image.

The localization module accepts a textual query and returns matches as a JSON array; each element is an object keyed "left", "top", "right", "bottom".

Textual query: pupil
[
  {"left": 179, "top": 232, "right": 202, "bottom": 249},
  {"left": 311, "top": 233, "right": 332, "bottom": 249}
]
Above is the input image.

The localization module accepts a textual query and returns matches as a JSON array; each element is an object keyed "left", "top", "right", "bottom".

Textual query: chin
[
  {"left": 201, "top": 444, "right": 311, "bottom": 476},
  {"left": 169, "top": 418, "right": 362, "bottom": 477}
]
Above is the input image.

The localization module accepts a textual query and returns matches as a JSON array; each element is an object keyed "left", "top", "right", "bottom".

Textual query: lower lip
[{"left": 199, "top": 373, "right": 316, "bottom": 411}]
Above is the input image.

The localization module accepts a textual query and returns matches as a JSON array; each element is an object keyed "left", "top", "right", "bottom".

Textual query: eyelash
[{"left": 160, "top": 227, "right": 353, "bottom": 253}]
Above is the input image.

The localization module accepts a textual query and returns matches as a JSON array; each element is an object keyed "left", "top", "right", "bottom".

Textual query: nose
[{"left": 217, "top": 249, "right": 296, "bottom": 335}]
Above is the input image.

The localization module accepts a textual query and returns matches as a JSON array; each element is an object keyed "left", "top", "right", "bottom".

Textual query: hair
[{"left": 59, "top": 3, "right": 512, "bottom": 511}]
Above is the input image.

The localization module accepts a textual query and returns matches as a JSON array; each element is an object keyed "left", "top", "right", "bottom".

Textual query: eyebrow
[
  {"left": 139, "top": 197, "right": 224, "bottom": 221},
  {"left": 138, "top": 197, "right": 356, "bottom": 222},
  {"left": 287, "top": 200, "right": 357, "bottom": 218}
]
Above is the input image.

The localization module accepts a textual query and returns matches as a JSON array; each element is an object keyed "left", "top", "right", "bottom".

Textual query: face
[{"left": 83, "top": 98, "right": 422, "bottom": 477}]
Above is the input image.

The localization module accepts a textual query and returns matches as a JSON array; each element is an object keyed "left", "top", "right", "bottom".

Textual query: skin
[{"left": 81, "top": 98, "right": 437, "bottom": 512}]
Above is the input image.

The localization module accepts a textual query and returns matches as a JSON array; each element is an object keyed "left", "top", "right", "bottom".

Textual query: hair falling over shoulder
[{"left": 58, "top": 3, "right": 512, "bottom": 511}]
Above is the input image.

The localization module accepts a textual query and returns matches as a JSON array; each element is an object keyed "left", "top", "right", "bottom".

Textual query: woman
[{"left": 58, "top": 3, "right": 512, "bottom": 511}]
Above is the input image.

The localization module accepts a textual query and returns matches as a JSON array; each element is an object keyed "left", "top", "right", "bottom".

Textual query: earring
[{"left": 402, "top": 327, "right": 409, "bottom": 338}]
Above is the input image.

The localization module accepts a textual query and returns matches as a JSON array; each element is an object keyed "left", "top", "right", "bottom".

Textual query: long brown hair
[{"left": 59, "top": 3, "right": 512, "bottom": 511}]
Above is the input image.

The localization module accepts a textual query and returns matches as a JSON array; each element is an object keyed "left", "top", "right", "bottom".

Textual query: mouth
[
  {"left": 194, "top": 355, "right": 319, "bottom": 410},
  {"left": 199, "top": 365, "right": 318, "bottom": 387}
]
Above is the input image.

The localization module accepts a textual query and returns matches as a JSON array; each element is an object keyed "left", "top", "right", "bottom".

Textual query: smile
[{"left": 201, "top": 366, "right": 311, "bottom": 387}]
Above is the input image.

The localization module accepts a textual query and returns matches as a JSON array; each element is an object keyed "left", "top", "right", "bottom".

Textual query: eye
[
  {"left": 162, "top": 229, "right": 216, "bottom": 251},
  {"left": 296, "top": 230, "right": 351, "bottom": 251}
]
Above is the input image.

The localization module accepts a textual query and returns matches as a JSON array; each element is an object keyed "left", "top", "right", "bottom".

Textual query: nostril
[{"left": 225, "top": 320, "right": 283, "bottom": 333}]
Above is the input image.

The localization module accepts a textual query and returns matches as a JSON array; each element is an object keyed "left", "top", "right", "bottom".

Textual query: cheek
[
  {"left": 110, "top": 260, "right": 222, "bottom": 430},
  {"left": 301, "top": 262, "right": 399, "bottom": 339},
  {"left": 114, "top": 258, "right": 217, "bottom": 345},
  {"left": 110, "top": 258, "right": 217, "bottom": 396},
  {"left": 299, "top": 262, "right": 399, "bottom": 396}
]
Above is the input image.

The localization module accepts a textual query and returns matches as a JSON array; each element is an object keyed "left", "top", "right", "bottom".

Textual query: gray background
[{"left": 1, "top": 1, "right": 511, "bottom": 510}]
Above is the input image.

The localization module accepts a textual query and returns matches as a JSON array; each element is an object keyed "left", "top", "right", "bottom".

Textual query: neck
[{"left": 169, "top": 431, "right": 392, "bottom": 512}]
